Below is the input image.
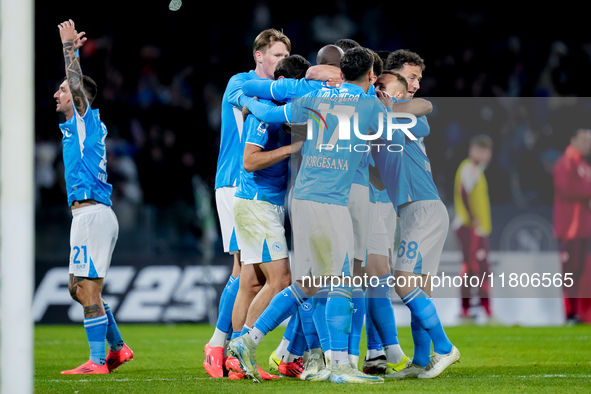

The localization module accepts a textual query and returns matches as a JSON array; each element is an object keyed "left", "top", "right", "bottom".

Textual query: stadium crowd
[{"left": 35, "top": 3, "right": 591, "bottom": 257}]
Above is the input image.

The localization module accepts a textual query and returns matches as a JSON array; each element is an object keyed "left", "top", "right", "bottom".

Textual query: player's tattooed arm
[{"left": 58, "top": 20, "right": 89, "bottom": 116}]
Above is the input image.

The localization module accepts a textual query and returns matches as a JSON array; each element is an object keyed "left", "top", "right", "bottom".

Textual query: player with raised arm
[
  {"left": 229, "top": 47, "right": 401, "bottom": 384},
  {"left": 55, "top": 20, "right": 133, "bottom": 375},
  {"left": 381, "top": 49, "right": 460, "bottom": 379},
  {"left": 204, "top": 28, "right": 291, "bottom": 378}
]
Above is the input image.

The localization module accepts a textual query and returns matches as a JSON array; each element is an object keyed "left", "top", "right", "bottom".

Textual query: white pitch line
[
  {"left": 36, "top": 377, "right": 211, "bottom": 383},
  {"left": 487, "top": 374, "right": 591, "bottom": 379}
]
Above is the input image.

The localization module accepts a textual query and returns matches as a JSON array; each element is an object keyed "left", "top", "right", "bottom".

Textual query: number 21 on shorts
[{"left": 72, "top": 245, "right": 88, "bottom": 265}]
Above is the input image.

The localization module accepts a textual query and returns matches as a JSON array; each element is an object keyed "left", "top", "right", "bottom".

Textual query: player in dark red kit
[{"left": 553, "top": 128, "right": 591, "bottom": 324}]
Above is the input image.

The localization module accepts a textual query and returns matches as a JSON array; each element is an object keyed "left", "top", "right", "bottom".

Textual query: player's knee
[
  {"left": 68, "top": 281, "right": 80, "bottom": 302},
  {"left": 394, "top": 285, "right": 410, "bottom": 299},
  {"left": 272, "top": 272, "right": 292, "bottom": 291},
  {"left": 68, "top": 275, "right": 82, "bottom": 303},
  {"left": 241, "top": 277, "right": 263, "bottom": 295}
]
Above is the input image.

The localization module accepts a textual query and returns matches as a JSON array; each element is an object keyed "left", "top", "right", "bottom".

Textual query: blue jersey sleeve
[
  {"left": 243, "top": 78, "right": 328, "bottom": 103},
  {"left": 242, "top": 79, "right": 275, "bottom": 100},
  {"left": 394, "top": 99, "right": 430, "bottom": 138},
  {"left": 270, "top": 79, "right": 327, "bottom": 102},
  {"left": 245, "top": 98, "right": 291, "bottom": 124},
  {"left": 408, "top": 113, "right": 430, "bottom": 138},
  {"left": 227, "top": 72, "right": 258, "bottom": 109},
  {"left": 244, "top": 116, "right": 270, "bottom": 149}
]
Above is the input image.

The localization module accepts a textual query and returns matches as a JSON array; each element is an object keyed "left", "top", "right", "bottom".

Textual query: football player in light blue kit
[
  {"left": 229, "top": 55, "right": 311, "bottom": 380},
  {"left": 383, "top": 49, "right": 460, "bottom": 379},
  {"left": 242, "top": 44, "right": 349, "bottom": 377},
  {"left": 205, "top": 28, "right": 291, "bottom": 379},
  {"left": 230, "top": 47, "right": 402, "bottom": 384},
  {"left": 56, "top": 20, "right": 133, "bottom": 375},
  {"left": 242, "top": 44, "right": 371, "bottom": 376},
  {"left": 363, "top": 69, "right": 425, "bottom": 376}
]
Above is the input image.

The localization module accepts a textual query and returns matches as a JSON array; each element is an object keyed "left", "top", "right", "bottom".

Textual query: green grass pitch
[{"left": 35, "top": 324, "right": 591, "bottom": 393}]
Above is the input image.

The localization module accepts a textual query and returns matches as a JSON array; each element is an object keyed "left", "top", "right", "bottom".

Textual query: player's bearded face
[{"left": 54, "top": 80, "right": 73, "bottom": 114}]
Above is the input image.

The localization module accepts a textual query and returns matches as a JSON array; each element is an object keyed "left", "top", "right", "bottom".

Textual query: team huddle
[
  {"left": 53, "top": 17, "right": 459, "bottom": 382},
  {"left": 205, "top": 29, "right": 460, "bottom": 384}
]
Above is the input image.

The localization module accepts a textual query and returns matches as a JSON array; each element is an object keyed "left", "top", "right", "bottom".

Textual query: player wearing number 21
[{"left": 55, "top": 19, "right": 133, "bottom": 374}]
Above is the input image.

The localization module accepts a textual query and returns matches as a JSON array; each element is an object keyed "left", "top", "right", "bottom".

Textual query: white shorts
[
  {"left": 215, "top": 186, "right": 239, "bottom": 254},
  {"left": 366, "top": 201, "right": 395, "bottom": 258},
  {"left": 348, "top": 183, "right": 370, "bottom": 264},
  {"left": 395, "top": 200, "right": 449, "bottom": 275},
  {"left": 233, "top": 197, "right": 289, "bottom": 265},
  {"left": 69, "top": 204, "right": 118, "bottom": 279},
  {"left": 291, "top": 199, "right": 354, "bottom": 280}
]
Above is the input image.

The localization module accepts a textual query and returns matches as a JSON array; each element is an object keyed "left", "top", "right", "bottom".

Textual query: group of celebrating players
[
  {"left": 203, "top": 28, "right": 461, "bottom": 384},
  {"left": 51, "top": 16, "right": 460, "bottom": 381}
]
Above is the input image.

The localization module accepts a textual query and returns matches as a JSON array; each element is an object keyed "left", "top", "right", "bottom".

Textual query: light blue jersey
[
  {"left": 235, "top": 107, "right": 290, "bottom": 206},
  {"left": 242, "top": 78, "right": 328, "bottom": 103},
  {"left": 395, "top": 115, "right": 440, "bottom": 207},
  {"left": 352, "top": 80, "right": 380, "bottom": 189},
  {"left": 371, "top": 136, "right": 404, "bottom": 214},
  {"left": 245, "top": 83, "right": 405, "bottom": 206},
  {"left": 369, "top": 153, "right": 391, "bottom": 204},
  {"left": 242, "top": 77, "right": 332, "bottom": 201},
  {"left": 353, "top": 149, "right": 370, "bottom": 187},
  {"left": 215, "top": 70, "right": 264, "bottom": 190},
  {"left": 59, "top": 106, "right": 113, "bottom": 207},
  {"left": 369, "top": 184, "right": 392, "bottom": 204}
]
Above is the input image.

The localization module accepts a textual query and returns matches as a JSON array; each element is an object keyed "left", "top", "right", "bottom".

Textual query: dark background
[{"left": 34, "top": 2, "right": 591, "bottom": 261}]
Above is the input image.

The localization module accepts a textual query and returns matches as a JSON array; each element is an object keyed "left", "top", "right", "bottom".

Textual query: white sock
[
  {"left": 286, "top": 353, "right": 302, "bottom": 363},
  {"left": 366, "top": 348, "right": 385, "bottom": 359},
  {"left": 331, "top": 350, "right": 349, "bottom": 367},
  {"left": 275, "top": 337, "right": 290, "bottom": 361},
  {"left": 247, "top": 327, "right": 265, "bottom": 346},
  {"left": 384, "top": 344, "right": 406, "bottom": 364},
  {"left": 348, "top": 354, "right": 359, "bottom": 370},
  {"left": 209, "top": 328, "right": 228, "bottom": 348}
]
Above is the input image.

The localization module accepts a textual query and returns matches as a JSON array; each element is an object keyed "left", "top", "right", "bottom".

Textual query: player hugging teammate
[
  {"left": 53, "top": 19, "right": 459, "bottom": 383},
  {"left": 204, "top": 28, "right": 460, "bottom": 384}
]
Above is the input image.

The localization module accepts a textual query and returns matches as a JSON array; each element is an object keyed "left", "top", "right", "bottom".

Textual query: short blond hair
[{"left": 253, "top": 29, "right": 291, "bottom": 60}]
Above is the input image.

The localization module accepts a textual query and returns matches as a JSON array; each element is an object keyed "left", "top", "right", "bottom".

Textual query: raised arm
[{"left": 58, "top": 20, "right": 89, "bottom": 116}]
